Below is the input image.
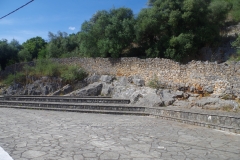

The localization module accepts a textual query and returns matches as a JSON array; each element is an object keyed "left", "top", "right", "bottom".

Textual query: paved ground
[{"left": 0, "top": 108, "right": 239, "bottom": 160}]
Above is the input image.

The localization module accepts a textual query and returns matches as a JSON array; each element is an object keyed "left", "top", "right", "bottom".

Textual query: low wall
[
  {"left": 1, "top": 58, "right": 240, "bottom": 95},
  {"left": 147, "top": 107, "right": 240, "bottom": 134}
]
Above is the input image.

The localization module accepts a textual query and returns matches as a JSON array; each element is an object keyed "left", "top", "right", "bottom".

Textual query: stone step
[
  {"left": 0, "top": 96, "right": 130, "bottom": 104},
  {"left": 0, "top": 101, "right": 144, "bottom": 112},
  {"left": 0, "top": 105, "right": 149, "bottom": 116},
  {"left": 2, "top": 95, "right": 112, "bottom": 98}
]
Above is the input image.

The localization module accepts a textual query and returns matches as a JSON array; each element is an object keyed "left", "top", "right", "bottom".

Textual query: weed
[
  {"left": 222, "top": 105, "right": 233, "bottom": 112},
  {"left": 147, "top": 75, "right": 164, "bottom": 89}
]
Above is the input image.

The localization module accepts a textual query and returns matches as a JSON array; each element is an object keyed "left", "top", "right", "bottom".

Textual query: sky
[{"left": 0, "top": 0, "right": 148, "bottom": 44}]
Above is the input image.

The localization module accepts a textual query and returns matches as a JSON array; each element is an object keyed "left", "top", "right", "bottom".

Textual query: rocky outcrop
[
  {"left": 51, "top": 84, "right": 73, "bottom": 96},
  {"left": 2, "top": 77, "right": 62, "bottom": 96},
  {"left": 66, "top": 82, "right": 103, "bottom": 96},
  {"left": 100, "top": 75, "right": 113, "bottom": 84},
  {"left": 2, "top": 74, "right": 239, "bottom": 112},
  {"left": 192, "top": 97, "right": 239, "bottom": 111},
  {"left": 2, "top": 58, "right": 240, "bottom": 98}
]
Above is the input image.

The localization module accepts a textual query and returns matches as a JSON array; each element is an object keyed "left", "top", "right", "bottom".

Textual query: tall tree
[
  {"left": 79, "top": 7, "right": 136, "bottom": 58},
  {"left": 135, "top": 0, "right": 232, "bottom": 62},
  {"left": 0, "top": 39, "right": 20, "bottom": 70},
  {"left": 21, "top": 36, "right": 47, "bottom": 60},
  {"left": 46, "top": 31, "right": 79, "bottom": 58}
]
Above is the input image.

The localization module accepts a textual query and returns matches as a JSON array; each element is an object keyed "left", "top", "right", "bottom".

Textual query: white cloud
[{"left": 68, "top": 26, "right": 76, "bottom": 31}]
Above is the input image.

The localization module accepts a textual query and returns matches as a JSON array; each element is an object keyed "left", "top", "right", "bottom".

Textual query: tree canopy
[
  {"left": 0, "top": 0, "right": 240, "bottom": 71},
  {"left": 135, "top": 0, "right": 232, "bottom": 61},
  {"left": 21, "top": 36, "right": 47, "bottom": 60},
  {"left": 0, "top": 39, "right": 20, "bottom": 70},
  {"left": 79, "top": 7, "right": 136, "bottom": 58}
]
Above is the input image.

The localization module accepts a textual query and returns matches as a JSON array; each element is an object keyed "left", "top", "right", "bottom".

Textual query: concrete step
[
  {"left": 0, "top": 101, "right": 144, "bottom": 112},
  {"left": 0, "top": 96, "right": 130, "bottom": 104},
  {"left": 2, "top": 95, "right": 112, "bottom": 98},
  {"left": 0, "top": 105, "right": 149, "bottom": 116}
]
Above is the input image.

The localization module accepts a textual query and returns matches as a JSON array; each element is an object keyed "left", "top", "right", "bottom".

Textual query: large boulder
[
  {"left": 128, "top": 76, "right": 145, "bottom": 86},
  {"left": 157, "top": 89, "right": 176, "bottom": 106},
  {"left": 51, "top": 84, "right": 73, "bottom": 96},
  {"left": 100, "top": 75, "right": 113, "bottom": 84},
  {"left": 86, "top": 74, "right": 101, "bottom": 84},
  {"left": 67, "top": 82, "right": 103, "bottom": 96},
  {"left": 137, "top": 92, "right": 163, "bottom": 107},
  {"left": 112, "top": 85, "right": 138, "bottom": 100},
  {"left": 173, "top": 100, "right": 191, "bottom": 108},
  {"left": 193, "top": 97, "right": 239, "bottom": 111},
  {"left": 194, "top": 97, "right": 220, "bottom": 107},
  {"left": 118, "top": 77, "right": 128, "bottom": 86},
  {"left": 132, "top": 78, "right": 145, "bottom": 86},
  {"left": 32, "top": 89, "right": 41, "bottom": 95},
  {"left": 112, "top": 85, "right": 163, "bottom": 107},
  {"left": 101, "top": 83, "right": 114, "bottom": 96},
  {"left": 41, "top": 85, "right": 50, "bottom": 95},
  {"left": 4, "top": 83, "right": 23, "bottom": 95}
]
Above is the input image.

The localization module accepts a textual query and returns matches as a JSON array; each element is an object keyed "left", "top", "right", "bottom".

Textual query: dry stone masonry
[
  {"left": 53, "top": 57, "right": 240, "bottom": 96},
  {"left": 1, "top": 57, "right": 240, "bottom": 96}
]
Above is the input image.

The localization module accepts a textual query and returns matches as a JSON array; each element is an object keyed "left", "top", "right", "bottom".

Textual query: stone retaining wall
[
  {"left": 146, "top": 107, "right": 240, "bottom": 134},
  {"left": 1, "top": 58, "right": 240, "bottom": 95},
  {"left": 52, "top": 57, "right": 240, "bottom": 95}
]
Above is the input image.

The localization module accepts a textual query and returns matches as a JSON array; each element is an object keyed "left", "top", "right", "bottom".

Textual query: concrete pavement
[{"left": 0, "top": 108, "right": 239, "bottom": 160}]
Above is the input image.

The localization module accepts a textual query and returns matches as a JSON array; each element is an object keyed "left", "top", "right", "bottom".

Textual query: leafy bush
[
  {"left": 3, "top": 72, "right": 25, "bottom": 85},
  {"left": 61, "top": 65, "right": 87, "bottom": 83},
  {"left": 3, "top": 59, "right": 88, "bottom": 86},
  {"left": 32, "top": 59, "right": 63, "bottom": 77},
  {"left": 229, "top": 34, "right": 240, "bottom": 61}
]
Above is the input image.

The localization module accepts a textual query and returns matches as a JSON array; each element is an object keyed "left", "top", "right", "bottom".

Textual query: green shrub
[
  {"left": 228, "top": 34, "right": 240, "bottom": 61},
  {"left": 3, "top": 72, "right": 26, "bottom": 85},
  {"left": 61, "top": 65, "right": 87, "bottom": 83},
  {"left": 43, "top": 62, "right": 63, "bottom": 77},
  {"left": 147, "top": 75, "right": 163, "bottom": 89},
  {"left": 28, "top": 59, "right": 64, "bottom": 77},
  {"left": 3, "top": 59, "right": 88, "bottom": 86}
]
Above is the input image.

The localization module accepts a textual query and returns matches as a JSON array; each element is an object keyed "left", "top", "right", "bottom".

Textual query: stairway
[
  {"left": 0, "top": 96, "right": 149, "bottom": 116},
  {"left": 0, "top": 95, "right": 239, "bottom": 134}
]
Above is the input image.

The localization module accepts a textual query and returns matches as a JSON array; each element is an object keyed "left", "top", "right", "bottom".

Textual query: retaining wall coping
[
  {"left": 3, "top": 96, "right": 112, "bottom": 98},
  {"left": 147, "top": 106, "right": 240, "bottom": 118},
  {"left": 0, "top": 101, "right": 142, "bottom": 108},
  {"left": 3, "top": 96, "right": 130, "bottom": 101},
  {"left": 0, "top": 105, "right": 150, "bottom": 116}
]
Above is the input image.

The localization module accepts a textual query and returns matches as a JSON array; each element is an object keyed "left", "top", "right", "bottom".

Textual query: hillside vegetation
[
  {"left": 3, "top": 59, "right": 87, "bottom": 86},
  {"left": 1, "top": 0, "right": 240, "bottom": 71}
]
